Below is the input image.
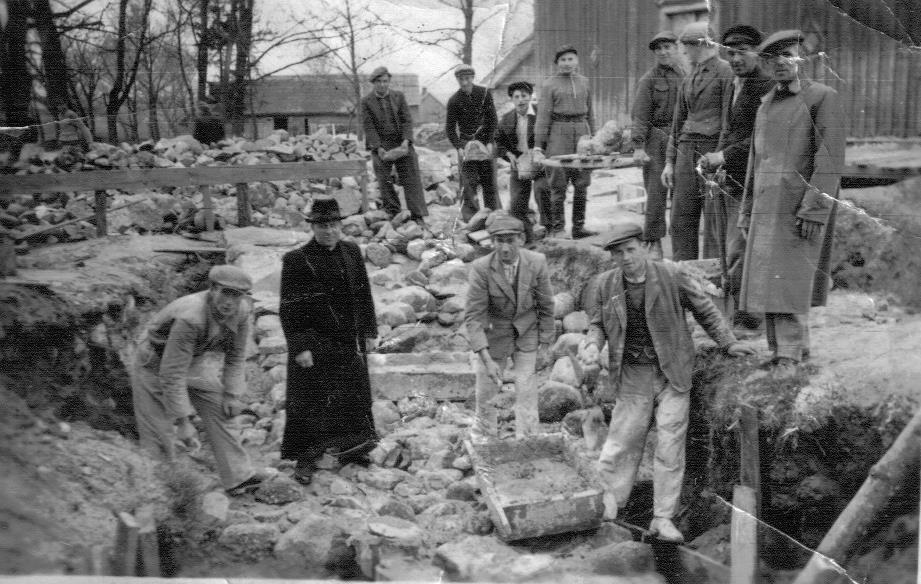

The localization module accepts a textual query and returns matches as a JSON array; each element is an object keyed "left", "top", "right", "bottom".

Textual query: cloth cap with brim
[
  {"left": 507, "top": 81, "right": 534, "bottom": 97},
  {"left": 209, "top": 265, "right": 253, "bottom": 293},
  {"left": 454, "top": 64, "right": 475, "bottom": 78},
  {"left": 679, "top": 21, "right": 714, "bottom": 44},
  {"left": 649, "top": 31, "right": 678, "bottom": 50},
  {"left": 554, "top": 44, "right": 578, "bottom": 62},
  {"left": 487, "top": 215, "right": 525, "bottom": 236},
  {"left": 721, "top": 24, "right": 763, "bottom": 48},
  {"left": 757, "top": 29, "right": 805, "bottom": 57},
  {"left": 600, "top": 222, "right": 644, "bottom": 250},
  {"left": 369, "top": 66, "right": 391, "bottom": 82},
  {"left": 305, "top": 195, "right": 344, "bottom": 223}
]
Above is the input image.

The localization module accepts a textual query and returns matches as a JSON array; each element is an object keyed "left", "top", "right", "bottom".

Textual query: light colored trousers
[
  {"left": 598, "top": 362, "right": 689, "bottom": 519},
  {"left": 766, "top": 312, "right": 809, "bottom": 361},
  {"left": 130, "top": 347, "right": 253, "bottom": 489},
  {"left": 473, "top": 350, "right": 539, "bottom": 439}
]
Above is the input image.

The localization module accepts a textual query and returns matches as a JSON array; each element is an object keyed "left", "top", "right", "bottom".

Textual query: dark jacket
[
  {"left": 587, "top": 260, "right": 735, "bottom": 393},
  {"left": 495, "top": 107, "right": 537, "bottom": 160},
  {"left": 361, "top": 90, "right": 415, "bottom": 150},
  {"left": 666, "top": 54, "right": 733, "bottom": 163},
  {"left": 717, "top": 70, "right": 774, "bottom": 189},
  {"left": 445, "top": 85, "right": 497, "bottom": 149},
  {"left": 631, "top": 63, "right": 683, "bottom": 149}
]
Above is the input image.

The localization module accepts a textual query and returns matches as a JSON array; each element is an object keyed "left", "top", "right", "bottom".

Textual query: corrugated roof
[{"left": 249, "top": 74, "right": 421, "bottom": 116}]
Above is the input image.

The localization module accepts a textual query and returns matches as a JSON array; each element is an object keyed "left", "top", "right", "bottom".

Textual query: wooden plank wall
[{"left": 535, "top": 0, "right": 921, "bottom": 138}]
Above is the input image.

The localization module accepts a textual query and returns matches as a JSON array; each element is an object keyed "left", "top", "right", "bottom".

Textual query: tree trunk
[
  {"left": 147, "top": 64, "right": 160, "bottom": 142},
  {"left": 196, "top": 0, "right": 210, "bottom": 101},
  {"left": 1, "top": 0, "right": 35, "bottom": 132},
  {"left": 345, "top": 0, "right": 363, "bottom": 141},
  {"left": 462, "top": 0, "right": 473, "bottom": 64},
  {"left": 106, "top": 0, "right": 130, "bottom": 142},
  {"left": 32, "top": 0, "right": 70, "bottom": 112},
  {"left": 791, "top": 406, "right": 921, "bottom": 584},
  {"left": 228, "top": 0, "right": 253, "bottom": 136}
]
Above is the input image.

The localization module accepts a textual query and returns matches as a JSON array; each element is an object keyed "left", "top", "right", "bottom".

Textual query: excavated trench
[{"left": 1, "top": 234, "right": 918, "bottom": 583}]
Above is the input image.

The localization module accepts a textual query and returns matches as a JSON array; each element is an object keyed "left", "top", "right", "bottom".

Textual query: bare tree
[
  {"left": 104, "top": 0, "right": 155, "bottom": 142},
  {"left": 397, "top": 0, "right": 503, "bottom": 64}
]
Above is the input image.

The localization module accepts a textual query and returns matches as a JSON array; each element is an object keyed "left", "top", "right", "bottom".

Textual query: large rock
[
  {"left": 550, "top": 356, "right": 581, "bottom": 387},
  {"left": 539, "top": 380, "right": 583, "bottom": 422},
  {"left": 367, "top": 352, "right": 476, "bottom": 400},
  {"left": 200, "top": 490, "right": 230, "bottom": 524},
  {"left": 405, "top": 239, "right": 429, "bottom": 260},
  {"left": 376, "top": 324, "right": 430, "bottom": 353},
  {"left": 394, "top": 286, "right": 437, "bottom": 312},
  {"left": 274, "top": 513, "right": 346, "bottom": 569},
  {"left": 369, "top": 264, "right": 403, "bottom": 289},
  {"left": 552, "top": 332, "right": 586, "bottom": 359},
  {"left": 434, "top": 535, "right": 554, "bottom": 582},
  {"left": 415, "top": 146, "right": 450, "bottom": 187},
  {"left": 365, "top": 242, "right": 393, "bottom": 268},
  {"left": 377, "top": 302, "right": 415, "bottom": 328},
  {"left": 258, "top": 335, "right": 288, "bottom": 355},
  {"left": 588, "top": 541, "right": 655, "bottom": 575},
  {"left": 563, "top": 310, "right": 590, "bottom": 333},
  {"left": 376, "top": 498, "right": 416, "bottom": 521},
  {"left": 358, "top": 467, "right": 410, "bottom": 490},
  {"left": 371, "top": 400, "right": 401, "bottom": 435},
  {"left": 427, "top": 259, "right": 469, "bottom": 298},
  {"left": 367, "top": 516, "right": 424, "bottom": 549},
  {"left": 218, "top": 523, "right": 280, "bottom": 560},
  {"left": 254, "top": 314, "right": 282, "bottom": 338},
  {"left": 254, "top": 477, "right": 304, "bottom": 505},
  {"left": 553, "top": 291, "right": 576, "bottom": 318}
]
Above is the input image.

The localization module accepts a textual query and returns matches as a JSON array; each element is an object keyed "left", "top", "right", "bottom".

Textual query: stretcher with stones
[
  {"left": 464, "top": 433, "right": 604, "bottom": 541},
  {"left": 539, "top": 153, "right": 635, "bottom": 170}
]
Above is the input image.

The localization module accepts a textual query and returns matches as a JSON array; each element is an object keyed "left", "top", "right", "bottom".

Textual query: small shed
[{"left": 418, "top": 88, "right": 446, "bottom": 125}]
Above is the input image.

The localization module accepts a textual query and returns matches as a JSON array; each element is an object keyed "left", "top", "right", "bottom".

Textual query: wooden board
[
  {"left": 730, "top": 485, "right": 759, "bottom": 584},
  {"left": 540, "top": 154, "right": 634, "bottom": 170},
  {"left": 0, "top": 159, "right": 367, "bottom": 197},
  {"left": 465, "top": 434, "right": 603, "bottom": 541}
]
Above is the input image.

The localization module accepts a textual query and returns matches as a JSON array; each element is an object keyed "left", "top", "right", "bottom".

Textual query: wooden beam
[
  {"left": 739, "top": 405, "right": 761, "bottom": 501},
  {"left": 730, "top": 485, "right": 759, "bottom": 584},
  {"left": 0, "top": 160, "right": 367, "bottom": 197},
  {"left": 94, "top": 190, "right": 107, "bottom": 237},
  {"left": 111, "top": 511, "right": 139, "bottom": 576},
  {"left": 236, "top": 182, "right": 252, "bottom": 226}
]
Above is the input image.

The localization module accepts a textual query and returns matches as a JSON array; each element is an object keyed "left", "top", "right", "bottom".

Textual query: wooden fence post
[
  {"left": 111, "top": 511, "right": 139, "bottom": 576},
  {"left": 236, "top": 182, "right": 252, "bottom": 227},
  {"left": 0, "top": 230, "right": 16, "bottom": 276},
  {"left": 740, "top": 404, "right": 761, "bottom": 504},
  {"left": 731, "top": 485, "right": 759, "bottom": 584},
  {"left": 202, "top": 186, "right": 215, "bottom": 232},
  {"left": 94, "top": 190, "right": 107, "bottom": 237},
  {"left": 359, "top": 167, "right": 369, "bottom": 213}
]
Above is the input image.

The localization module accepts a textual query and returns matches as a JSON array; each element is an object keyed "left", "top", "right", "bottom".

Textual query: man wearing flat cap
[
  {"left": 738, "top": 30, "right": 845, "bottom": 372},
  {"left": 534, "top": 44, "right": 598, "bottom": 239},
  {"left": 495, "top": 80, "right": 551, "bottom": 243},
  {"left": 446, "top": 63, "right": 500, "bottom": 221},
  {"left": 464, "top": 212, "right": 555, "bottom": 439},
  {"left": 631, "top": 31, "right": 685, "bottom": 258},
  {"left": 131, "top": 264, "right": 267, "bottom": 495},
  {"left": 697, "top": 24, "right": 773, "bottom": 327},
  {"left": 361, "top": 66, "right": 428, "bottom": 223},
  {"left": 662, "top": 22, "right": 734, "bottom": 261},
  {"left": 581, "top": 222, "right": 751, "bottom": 541},
  {"left": 279, "top": 196, "right": 379, "bottom": 485}
]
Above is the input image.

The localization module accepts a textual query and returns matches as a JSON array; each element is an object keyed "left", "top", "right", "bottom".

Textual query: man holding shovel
[{"left": 464, "top": 214, "right": 555, "bottom": 440}]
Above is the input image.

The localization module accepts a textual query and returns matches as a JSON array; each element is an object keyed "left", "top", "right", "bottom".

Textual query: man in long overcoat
[
  {"left": 279, "top": 196, "right": 379, "bottom": 484},
  {"left": 631, "top": 31, "right": 684, "bottom": 259},
  {"left": 738, "top": 30, "right": 845, "bottom": 369},
  {"left": 464, "top": 214, "right": 555, "bottom": 439},
  {"left": 533, "top": 44, "right": 598, "bottom": 239},
  {"left": 661, "top": 23, "right": 733, "bottom": 261},
  {"left": 361, "top": 66, "right": 428, "bottom": 222}
]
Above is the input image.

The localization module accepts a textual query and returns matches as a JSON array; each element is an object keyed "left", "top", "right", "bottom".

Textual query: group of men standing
[
  {"left": 633, "top": 23, "right": 843, "bottom": 369},
  {"left": 127, "top": 21, "right": 844, "bottom": 549}
]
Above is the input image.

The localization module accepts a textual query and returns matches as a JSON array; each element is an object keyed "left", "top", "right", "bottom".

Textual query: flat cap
[
  {"left": 679, "top": 21, "right": 715, "bottom": 44},
  {"left": 649, "top": 30, "right": 678, "bottom": 50},
  {"left": 757, "top": 29, "right": 805, "bottom": 56},
  {"left": 554, "top": 44, "right": 578, "bottom": 62},
  {"left": 507, "top": 80, "right": 534, "bottom": 97},
  {"left": 369, "top": 66, "right": 391, "bottom": 82},
  {"left": 721, "top": 24, "right": 763, "bottom": 48},
  {"left": 487, "top": 214, "right": 524, "bottom": 236},
  {"left": 454, "top": 63, "right": 475, "bottom": 77},
  {"left": 601, "top": 221, "right": 644, "bottom": 250},
  {"left": 209, "top": 265, "right": 253, "bottom": 293}
]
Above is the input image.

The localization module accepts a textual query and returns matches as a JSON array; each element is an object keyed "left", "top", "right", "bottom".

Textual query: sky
[{"left": 258, "top": 0, "right": 534, "bottom": 101}]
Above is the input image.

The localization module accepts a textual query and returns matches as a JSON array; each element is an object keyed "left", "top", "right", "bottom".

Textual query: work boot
[
  {"left": 293, "top": 458, "right": 317, "bottom": 486},
  {"left": 571, "top": 226, "right": 599, "bottom": 239},
  {"left": 226, "top": 471, "right": 268, "bottom": 496},
  {"left": 331, "top": 437, "right": 378, "bottom": 466},
  {"left": 649, "top": 517, "right": 684, "bottom": 543},
  {"left": 602, "top": 491, "right": 618, "bottom": 521}
]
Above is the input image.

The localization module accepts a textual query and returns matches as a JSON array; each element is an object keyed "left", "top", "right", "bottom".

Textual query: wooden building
[
  {"left": 418, "top": 88, "right": 446, "bottom": 125},
  {"left": 481, "top": 34, "right": 541, "bottom": 114},
  {"left": 534, "top": 0, "right": 921, "bottom": 137},
  {"left": 245, "top": 74, "right": 421, "bottom": 138}
]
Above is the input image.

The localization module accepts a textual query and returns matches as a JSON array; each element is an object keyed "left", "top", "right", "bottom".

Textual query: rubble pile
[{"left": 0, "top": 129, "right": 461, "bottom": 251}]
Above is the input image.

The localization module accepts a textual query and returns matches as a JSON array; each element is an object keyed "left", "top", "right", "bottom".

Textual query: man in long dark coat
[
  {"left": 738, "top": 30, "right": 845, "bottom": 371},
  {"left": 279, "top": 196, "right": 379, "bottom": 485}
]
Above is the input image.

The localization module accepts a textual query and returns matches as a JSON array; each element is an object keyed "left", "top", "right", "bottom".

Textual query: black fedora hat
[{"left": 305, "top": 195, "right": 344, "bottom": 223}]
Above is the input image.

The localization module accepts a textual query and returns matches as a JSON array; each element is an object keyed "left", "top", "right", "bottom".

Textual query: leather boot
[
  {"left": 649, "top": 517, "right": 684, "bottom": 542},
  {"left": 572, "top": 226, "right": 599, "bottom": 239}
]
